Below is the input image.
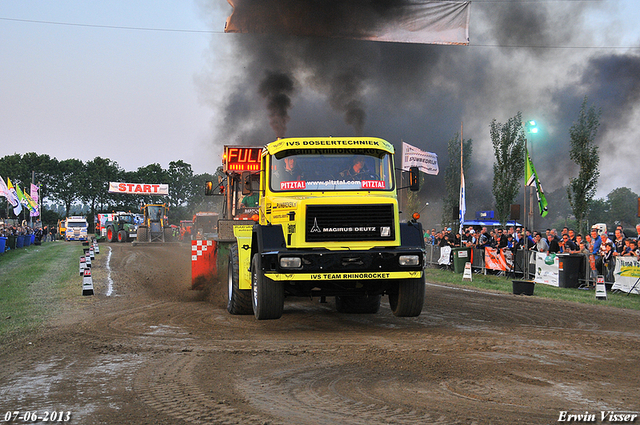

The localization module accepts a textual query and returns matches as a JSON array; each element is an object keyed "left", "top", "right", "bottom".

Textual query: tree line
[
  {"left": 0, "top": 154, "right": 223, "bottom": 229},
  {"left": 433, "top": 96, "right": 638, "bottom": 235}
]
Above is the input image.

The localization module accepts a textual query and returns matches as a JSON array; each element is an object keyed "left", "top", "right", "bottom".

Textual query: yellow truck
[{"left": 211, "top": 137, "right": 425, "bottom": 320}]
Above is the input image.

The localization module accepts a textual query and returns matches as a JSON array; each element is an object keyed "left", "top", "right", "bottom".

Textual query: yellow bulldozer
[{"left": 136, "top": 203, "right": 172, "bottom": 243}]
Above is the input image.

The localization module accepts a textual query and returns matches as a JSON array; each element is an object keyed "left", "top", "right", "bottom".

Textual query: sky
[{"left": 1, "top": 0, "right": 640, "bottom": 210}]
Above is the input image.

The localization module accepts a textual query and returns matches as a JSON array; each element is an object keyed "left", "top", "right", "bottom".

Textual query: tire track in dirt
[{"left": 134, "top": 353, "right": 277, "bottom": 425}]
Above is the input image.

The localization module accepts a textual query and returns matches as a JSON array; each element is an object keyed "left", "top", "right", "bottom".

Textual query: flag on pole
[
  {"left": 30, "top": 183, "right": 39, "bottom": 202},
  {"left": 0, "top": 176, "right": 10, "bottom": 200},
  {"left": 24, "top": 191, "right": 38, "bottom": 214},
  {"left": 30, "top": 183, "right": 40, "bottom": 217},
  {"left": 7, "top": 178, "right": 22, "bottom": 215},
  {"left": 525, "top": 150, "right": 548, "bottom": 217},
  {"left": 459, "top": 169, "right": 466, "bottom": 234},
  {"left": 15, "top": 182, "right": 37, "bottom": 214},
  {"left": 402, "top": 142, "right": 439, "bottom": 175},
  {"left": 15, "top": 183, "right": 27, "bottom": 208}
]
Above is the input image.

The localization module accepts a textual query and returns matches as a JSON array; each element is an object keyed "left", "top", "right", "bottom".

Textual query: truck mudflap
[{"left": 264, "top": 270, "right": 422, "bottom": 281}]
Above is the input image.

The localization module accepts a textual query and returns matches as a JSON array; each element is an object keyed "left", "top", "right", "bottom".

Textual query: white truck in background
[{"left": 65, "top": 216, "right": 89, "bottom": 241}]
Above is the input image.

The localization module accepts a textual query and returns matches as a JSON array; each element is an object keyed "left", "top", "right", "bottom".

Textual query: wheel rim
[
  {"left": 228, "top": 258, "right": 233, "bottom": 302},
  {"left": 252, "top": 265, "right": 258, "bottom": 310},
  {"left": 107, "top": 229, "right": 112, "bottom": 240}
]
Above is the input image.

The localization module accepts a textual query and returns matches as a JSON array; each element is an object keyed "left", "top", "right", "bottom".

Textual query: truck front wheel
[
  {"left": 227, "top": 244, "right": 252, "bottom": 315},
  {"left": 335, "top": 295, "right": 381, "bottom": 314},
  {"left": 389, "top": 276, "right": 425, "bottom": 317},
  {"left": 251, "top": 254, "right": 284, "bottom": 320},
  {"left": 117, "top": 230, "right": 127, "bottom": 243},
  {"left": 136, "top": 227, "right": 148, "bottom": 243},
  {"left": 107, "top": 226, "right": 116, "bottom": 243}
]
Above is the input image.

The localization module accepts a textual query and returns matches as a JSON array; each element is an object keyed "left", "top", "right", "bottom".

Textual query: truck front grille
[{"left": 305, "top": 204, "right": 395, "bottom": 242}]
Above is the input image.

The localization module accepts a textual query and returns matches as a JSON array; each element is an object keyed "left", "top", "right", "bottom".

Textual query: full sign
[
  {"left": 108, "top": 182, "right": 169, "bottom": 195},
  {"left": 224, "top": 146, "right": 262, "bottom": 172}
]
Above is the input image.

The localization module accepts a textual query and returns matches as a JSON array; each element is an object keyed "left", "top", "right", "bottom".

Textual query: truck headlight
[
  {"left": 399, "top": 255, "right": 420, "bottom": 266},
  {"left": 280, "top": 257, "right": 302, "bottom": 269}
]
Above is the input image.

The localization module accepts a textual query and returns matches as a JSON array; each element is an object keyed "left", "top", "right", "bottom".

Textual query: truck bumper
[{"left": 259, "top": 248, "right": 424, "bottom": 281}]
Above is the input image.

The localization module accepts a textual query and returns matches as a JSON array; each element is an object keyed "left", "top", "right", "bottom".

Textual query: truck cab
[
  {"left": 64, "top": 216, "right": 89, "bottom": 241},
  {"left": 224, "top": 137, "right": 425, "bottom": 320}
]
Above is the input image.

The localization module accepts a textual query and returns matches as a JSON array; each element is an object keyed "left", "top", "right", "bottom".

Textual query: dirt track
[{"left": 1, "top": 242, "right": 639, "bottom": 424}]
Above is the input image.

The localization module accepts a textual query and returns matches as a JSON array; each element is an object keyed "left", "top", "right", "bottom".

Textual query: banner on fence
[
  {"left": 438, "top": 246, "right": 451, "bottom": 265},
  {"left": 534, "top": 252, "right": 559, "bottom": 286},
  {"left": 484, "top": 247, "right": 513, "bottom": 271},
  {"left": 612, "top": 257, "right": 640, "bottom": 295}
]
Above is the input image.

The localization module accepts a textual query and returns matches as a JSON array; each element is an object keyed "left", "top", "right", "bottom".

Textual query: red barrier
[{"left": 191, "top": 240, "right": 217, "bottom": 290}]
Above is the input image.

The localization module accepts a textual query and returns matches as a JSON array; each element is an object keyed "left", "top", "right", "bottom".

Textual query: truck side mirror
[{"left": 409, "top": 167, "right": 420, "bottom": 192}]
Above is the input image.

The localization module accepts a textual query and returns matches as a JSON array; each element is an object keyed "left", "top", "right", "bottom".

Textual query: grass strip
[
  {"left": 0, "top": 242, "right": 84, "bottom": 341},
  {"left": 425, "top": 267, "right": 640, "bottom": 311}
]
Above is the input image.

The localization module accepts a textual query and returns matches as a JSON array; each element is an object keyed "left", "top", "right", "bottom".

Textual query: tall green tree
[
  {"left": 442, "top": 133, "right": 472, "bottom": 229},
  {"left": 607, "top": 187, "right": 638, "bottom": 229},
  {"left": 586, "top": 198, "right": 609, "bottom": 228},
  {"left": 567, "top": 96, "right": 601, "bottom": 235},
  {"left": 49, "top": 158, "right": 85, "bottom": 217},
  {"left": 82, "top": 157, "right": 122, "bottom": 230},
  {"left": 167, "top": 160, "right": 196, "bottom": 207},
  {"left": 491, "top": 112, "right": 526, "bottom": 226}
]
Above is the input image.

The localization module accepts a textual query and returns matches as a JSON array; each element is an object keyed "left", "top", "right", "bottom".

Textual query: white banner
[
  {"left": 225, "top": 0, "right": 471, "bottom": 46},
  {"left": 534, "top": 252, "right": 559, "bottom": 286},
  {"left": 612, "top": 257, "right": 640, "bottom": 295},
  {"left": 438, "top": 246, "right": 451, "bottom": 265},
  {"left": 402, "top": 142, "right": 439, "bottom": 175},
  {"left": 108, "top": 182, "right": 169, "bottom": 195}
]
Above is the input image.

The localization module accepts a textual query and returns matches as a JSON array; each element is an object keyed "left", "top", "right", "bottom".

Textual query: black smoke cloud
[
  {"left": 258, "top": 70, "right": 295, "bottom": 138},
  {"left": 203, "top": 0, "right": 640, "bottom": 217}
]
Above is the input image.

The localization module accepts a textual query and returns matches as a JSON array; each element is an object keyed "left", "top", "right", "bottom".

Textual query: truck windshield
[
  {"left": 147, "top": 206, "right": 163, "bottom": 220},
  {"left": 67, "top": 222, "right": 87, "bottom": 228},
  {"left": 270, "top": 149, "right": 394, "bottom": 192}
]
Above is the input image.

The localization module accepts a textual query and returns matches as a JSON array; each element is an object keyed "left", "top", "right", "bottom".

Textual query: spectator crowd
[
  {"left": 424, "top": 223, "right": 640, "bottom": 279},
  {"left": 0, "top": 221, "right": 58, "bottom": 245}
]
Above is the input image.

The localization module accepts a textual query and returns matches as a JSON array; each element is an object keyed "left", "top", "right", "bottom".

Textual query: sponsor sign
[
  {"left": 109, "top": 182, "right": 169, "bottom": 195},
  {"left": 484, "top": 247, "right": 513, "bottom": 272},
  {"left": 463, "top": 262, "right": 472, "bottom": 281},
  {"left": 612, "top": 257, "right": 640, "bottom": 295},
  {"left": 534, "top": 252, "right": 559, "bottom": 286},
  {"left": 265, "top": 271, "right": 422, "bottom": 281},
  {"left": 596, "top": 275, "right": 607, "bottom": 300}
]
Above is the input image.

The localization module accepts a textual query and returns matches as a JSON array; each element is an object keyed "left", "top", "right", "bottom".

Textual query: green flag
[{"left": 526, "top": 150, "right": 548, "bottom": 217}]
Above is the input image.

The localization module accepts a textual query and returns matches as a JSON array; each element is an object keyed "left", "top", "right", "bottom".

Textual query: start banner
[{"left": 108, "top": 182, "right": 169, "bottom": 195}]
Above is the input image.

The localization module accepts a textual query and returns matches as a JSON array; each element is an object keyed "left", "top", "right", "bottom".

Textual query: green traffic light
[{"left": 526, "top": 120, "right": 538, "bottom": 134}]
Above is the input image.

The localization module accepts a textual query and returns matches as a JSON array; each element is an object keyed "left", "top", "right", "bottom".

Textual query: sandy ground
[{"left": 0, "top": 242, "right": 639, "bottom": 424}]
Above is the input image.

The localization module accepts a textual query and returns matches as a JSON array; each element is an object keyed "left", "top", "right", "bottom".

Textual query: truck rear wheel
[
  {"left": 163, "top": 227, "right": 173, "bottom": 242},
  {"left": 335, "top": 295, "right": 381, "bottom": 314},
  {"left": 117, "top": 230, "right": 127, "bottom": 243},
  {"left": 389, "top": 276, "right": 425, "bottom": 317},
  {"left": 251, "top": 254, "right": 284, "bottom": 320},
  {"left": 227, "top": 244, "right": 252, "bottom": 315}
]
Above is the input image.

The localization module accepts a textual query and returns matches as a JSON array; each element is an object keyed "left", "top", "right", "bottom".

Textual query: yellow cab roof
[{"left": 265, "top": 137, "right": 395, "bottom": 156}]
